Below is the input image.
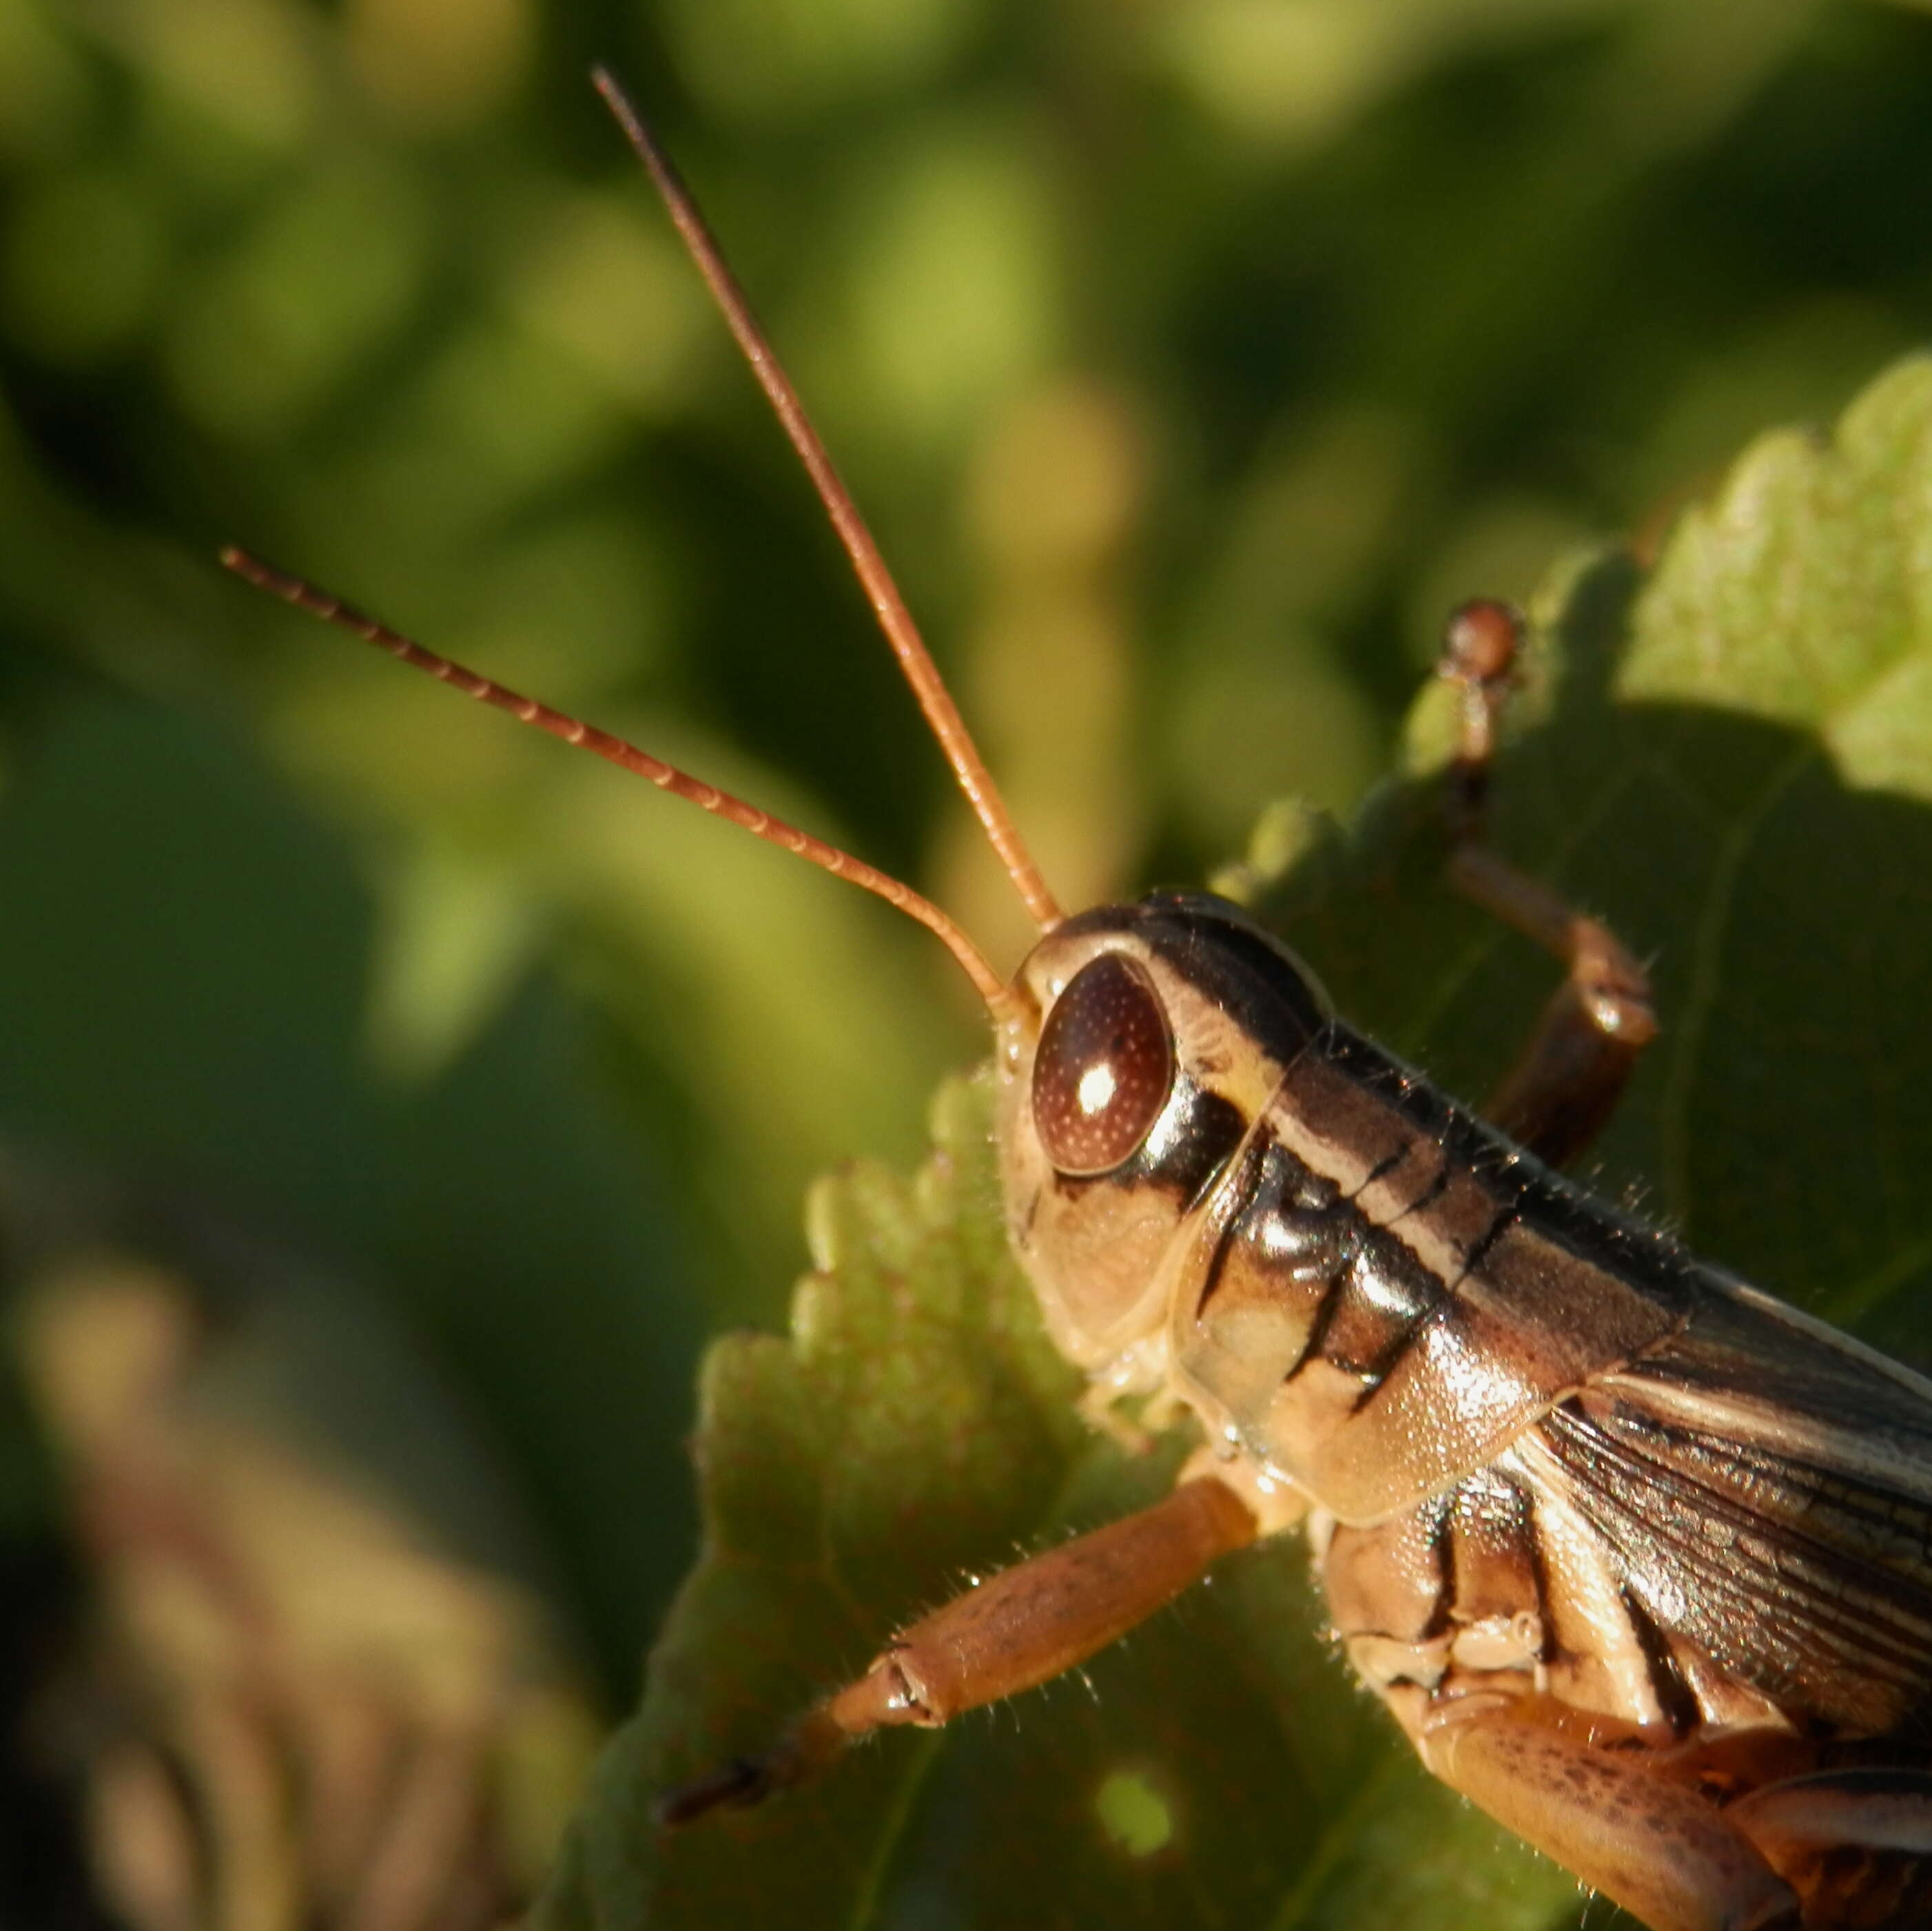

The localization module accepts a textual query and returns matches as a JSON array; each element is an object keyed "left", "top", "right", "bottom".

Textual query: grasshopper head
[{"left": 994, "top": 893, "right": 1330, "bottom": 1376}]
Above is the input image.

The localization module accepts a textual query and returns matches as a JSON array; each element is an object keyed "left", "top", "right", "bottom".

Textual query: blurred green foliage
[{"left": 3, "top": 0, "right": 1932, "bottom": 1897}]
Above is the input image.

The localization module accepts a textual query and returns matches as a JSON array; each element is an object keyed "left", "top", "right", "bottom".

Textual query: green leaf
[{"left": 533, "top": 355, "right": 1932, "bottom": 1930}]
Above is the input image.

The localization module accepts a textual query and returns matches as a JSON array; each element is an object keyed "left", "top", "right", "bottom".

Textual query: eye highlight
[{"left": 1031, "top": 955, "right": 1175, "bottom": 1175}]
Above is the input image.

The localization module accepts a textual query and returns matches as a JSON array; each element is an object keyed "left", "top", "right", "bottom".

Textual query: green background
[{"left": 4, "top": 1, "right": 1932, "bottom": 1922}]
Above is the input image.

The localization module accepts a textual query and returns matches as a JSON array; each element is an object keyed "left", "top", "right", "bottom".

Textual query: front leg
[
  {"left": 1437, "top": 598, "right": 1658, "bottom": 1167},
  {"left": 661, "top": 1474, "right": 1257, "bottom": 1824}
]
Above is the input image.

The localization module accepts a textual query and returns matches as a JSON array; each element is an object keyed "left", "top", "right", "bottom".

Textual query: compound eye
[{"left": 1031, "top": 954, "right": 1175, "bottom": 1176}]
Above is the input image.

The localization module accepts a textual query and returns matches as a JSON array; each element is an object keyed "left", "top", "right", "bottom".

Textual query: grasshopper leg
[
  {"left": 1437, "top": 599, "right": 1658, "bottom": 1168},
  {"left": 1418, "top": 1698, "right": 1799, "bottom": 1931},
  {"left": 660, "top": 1474, "right": 1257, "bottom": 1824},
  {"left": 1725, "top": 1768, "right": 1932, "bottom": 1925}
]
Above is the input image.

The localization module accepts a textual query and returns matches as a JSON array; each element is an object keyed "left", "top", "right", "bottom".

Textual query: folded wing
[{"left": 1538, "top": 1280, "right": 1932, "bottom": 1737}]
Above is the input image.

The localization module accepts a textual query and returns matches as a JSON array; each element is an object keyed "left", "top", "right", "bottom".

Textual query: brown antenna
[
  {"left": 590, "top": 65, "right": 1063, "bottom": 933},
  {"left": 219, "top": 548, "right": 1008, "bottom": 1005}
]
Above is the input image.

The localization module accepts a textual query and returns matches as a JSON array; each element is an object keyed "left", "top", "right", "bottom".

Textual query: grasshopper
[{"left": 224, "top": 72, "right": 1932, "bottom": 1931}]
